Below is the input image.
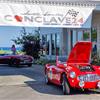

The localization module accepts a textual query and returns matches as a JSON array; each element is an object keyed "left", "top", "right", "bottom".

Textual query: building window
[
  {"left": 56, "top": 33, "right": 60, "bottom": 55},
  {"left": 83, "top": 30, "right": 90, "bottom": 41},
  {"left": 41, "top": 35, "right": 47, "bottom": 55},
  {"left": 41, "top": 33, "right": 60, "bottom": 55},
  {"left": 51, "top": 34, "right": 55, "bottom": 55},
  {"left": 91, "top": 28, "right": 97, "bottom": 42},
  {"left": 91, "top": 28, "right": 97, "bottom": 55},
  {"left": 51, "top": 33, "right": 60, "bottom": 55}
]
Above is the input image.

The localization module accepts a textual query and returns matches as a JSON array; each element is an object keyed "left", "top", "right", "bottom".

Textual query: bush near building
[
  {"left": 12, "top": 27, "right": 41, "bottom": 59},
  {"left": 91, "top": 52, "right": 100, "bottom": 65},
  {"left": 33, "top": 58, "right": 55, "bottom": 65}
]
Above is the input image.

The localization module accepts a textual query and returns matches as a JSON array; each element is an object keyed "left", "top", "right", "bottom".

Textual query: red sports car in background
[
  {"left": 0, "top": 53, "right": 33, "bottom": 67},
  {"left": 45, "top": 41, "right": 100, "bottom": 95}
]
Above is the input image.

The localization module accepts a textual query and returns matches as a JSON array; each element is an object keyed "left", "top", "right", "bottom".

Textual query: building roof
[
  {"left": 1, "top": 0, "right": 100, "bottom": 1},
  {"left": 0, "top": 0, "right": 100, "bottom": 6},
  {"left": 32, "top": 0, "right": 100, "bottom": 1}
]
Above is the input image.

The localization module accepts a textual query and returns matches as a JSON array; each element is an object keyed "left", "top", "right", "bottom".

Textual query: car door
[
  {"left": 48, "top": 65, "right": 62, "bottom": 85},
  {"left": 0, "top": 55, "right": 9, "bottom": 64}
]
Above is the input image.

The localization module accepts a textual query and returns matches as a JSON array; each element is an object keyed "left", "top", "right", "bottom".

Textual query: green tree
[{"left": 12, "top": 27, "right": 40, "bottom": 59}]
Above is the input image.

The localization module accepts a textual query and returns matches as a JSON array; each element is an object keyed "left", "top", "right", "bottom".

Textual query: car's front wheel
[{"left": 62, "top": 74, "right": 72, "bottom": 95}]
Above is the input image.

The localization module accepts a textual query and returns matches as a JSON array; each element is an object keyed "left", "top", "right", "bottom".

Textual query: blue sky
[{"left": 0, "top": 26, "right": 35, "bottom": 47}]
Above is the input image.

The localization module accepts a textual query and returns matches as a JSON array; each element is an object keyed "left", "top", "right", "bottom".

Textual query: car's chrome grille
[{"left": 78, "top": 74, "right": 100, "bottom": 82}]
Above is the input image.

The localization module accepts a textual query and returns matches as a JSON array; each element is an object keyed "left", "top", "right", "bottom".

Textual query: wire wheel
[
  {"left": 62, "top": 74, "right": 71, "bottom": 95},
  {"left": 45, "top": 74, "right": 50, "bottom": 84}
]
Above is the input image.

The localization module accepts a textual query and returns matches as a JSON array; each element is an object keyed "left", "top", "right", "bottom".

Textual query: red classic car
[
  {"left": 0, "top": 53, "right": 33, "bottom": 67},
  {"left": 45, "top": 41, "right": 100, "bottom": 95}
]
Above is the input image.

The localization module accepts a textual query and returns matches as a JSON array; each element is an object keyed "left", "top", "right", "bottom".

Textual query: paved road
[{"left": 0, "top": 64, "right": 100, "bottom": 100}]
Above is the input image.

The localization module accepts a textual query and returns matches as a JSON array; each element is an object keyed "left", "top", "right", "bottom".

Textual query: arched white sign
[{"left": 0, "top": 3, "right": 94, "bottom": 28}]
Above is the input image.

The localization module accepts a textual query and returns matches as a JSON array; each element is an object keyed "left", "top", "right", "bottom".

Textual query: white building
[
  {"left": 0, "top": 0, "right": 100, "bottom": 57},
  {"left": 38, "top": 0, "right": 100, "bottom": 56}
]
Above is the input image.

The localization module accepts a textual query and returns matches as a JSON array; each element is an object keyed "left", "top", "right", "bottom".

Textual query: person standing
[{"left": 11, "top": 44, "right": 16, "bottom": 55}]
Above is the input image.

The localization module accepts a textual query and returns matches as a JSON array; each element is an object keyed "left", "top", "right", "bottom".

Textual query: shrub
[
  {"left": 33, "top": 58, "right": 56, "bottom": 65},
  {"left": 91, "top": 53, "right": 100, "bottom": 65}
]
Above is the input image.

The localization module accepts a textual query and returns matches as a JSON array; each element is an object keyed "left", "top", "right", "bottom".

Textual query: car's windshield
[{"left": 58, "top": 56, "right": 67, "bottom": 63}]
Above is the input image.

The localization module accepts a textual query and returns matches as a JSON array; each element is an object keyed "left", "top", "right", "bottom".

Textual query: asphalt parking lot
[{"left": 0, "top": 64, "right": 100, "bottom": 100}]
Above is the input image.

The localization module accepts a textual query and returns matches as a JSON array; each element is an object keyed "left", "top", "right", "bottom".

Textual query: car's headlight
[
  {"left": 64, "top": 63, "right": 67, "bottom": 67},
  {"left": 69, "top": 71, "right": 76, "bottom": 78}
]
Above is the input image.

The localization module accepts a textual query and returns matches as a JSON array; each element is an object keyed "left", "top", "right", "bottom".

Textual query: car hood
[{"left": 67, "top": 41, "right": 92, "bottom": 64}]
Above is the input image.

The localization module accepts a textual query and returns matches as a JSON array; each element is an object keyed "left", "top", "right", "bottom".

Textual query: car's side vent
[{"left": 79, "top": 66, "right": 95, "bottom": 72}]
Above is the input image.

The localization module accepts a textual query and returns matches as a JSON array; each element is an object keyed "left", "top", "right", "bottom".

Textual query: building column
[
  {"left": 60, "top": 30, "right": 63, "bottom": 55},
  {"left": 72, "top": 30, "right": 77, "bottom": 47},
  {"left": 76, "top": 29, "right": 78, "bottom": 42},
  {"left": 68, "top": 29, "right": 71, "bottom": 55},
  {"left": 89, "top": 29, "right": 92, "bottom": 42},
  {"left": 49, "top": 34, "right": 52, "bottom": 56},
  {"left": 97, "top": 26, "right": 100, "bottom": 57},
  {"left": 77, "top": 30, "right": 83, "bottom": 41},
  {"left": 61, "top": 28, "right": 68, "bottom": 56}
]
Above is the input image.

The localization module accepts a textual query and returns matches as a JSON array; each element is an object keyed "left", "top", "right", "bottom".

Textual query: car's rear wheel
[
  {"left": 27, "top": 64, "right": 32, "bottom": 67},
  {"left": 9, "top": 59, "right": 20, "bottom": 67},
  {"left": 8, "top": 59, "right": 14, "bottom": 66},
  {"left": 45, "top": 73, "right": 50, "bottom": 85},
  {"left": 62, "top": 74, "right": 71, "bottom": 95}
]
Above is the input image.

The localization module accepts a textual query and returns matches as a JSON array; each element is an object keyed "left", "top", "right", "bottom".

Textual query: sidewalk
[{"left": 0, "top": 75, "right": 35, "bottom": 86}]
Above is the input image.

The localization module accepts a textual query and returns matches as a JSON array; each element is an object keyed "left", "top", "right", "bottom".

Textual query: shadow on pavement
[
  {"left": 25, "top": 80, "right": 100, "bottom": 95},
  {"left": 0, "top": 64, "right": 100, "bottom": 96},
  {"left": 25, "top": 81, "right": 64, "bottom": 95}
]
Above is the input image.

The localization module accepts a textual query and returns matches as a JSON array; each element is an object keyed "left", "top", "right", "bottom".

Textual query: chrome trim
[{"left": 78, "top": 74, "right": 100, "bottom": 82}]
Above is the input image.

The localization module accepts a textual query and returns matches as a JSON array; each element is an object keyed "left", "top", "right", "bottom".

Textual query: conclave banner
[{"left": 0, "top": 3, "right": 94, "bottom": 28}]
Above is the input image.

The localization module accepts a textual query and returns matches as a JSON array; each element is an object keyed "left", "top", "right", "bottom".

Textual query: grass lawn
[{"left": 0, "top": 50, "right": 23, "bottom": 54}]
